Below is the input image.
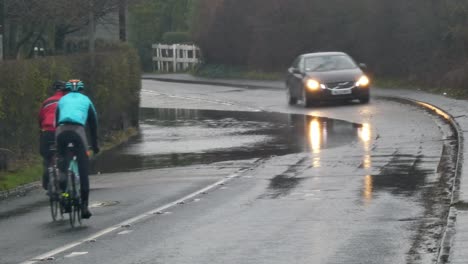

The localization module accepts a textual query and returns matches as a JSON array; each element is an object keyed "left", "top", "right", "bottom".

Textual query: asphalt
[{"left": 142, "top": 73, "right": 468, "bottom": 264}]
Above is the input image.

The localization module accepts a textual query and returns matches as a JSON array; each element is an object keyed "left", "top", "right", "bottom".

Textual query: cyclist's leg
[
  {"left": 73, "top": 132, "right": 91, "bottom": 219},
  {"left": 75, "top": 141, "right": 91, "bottom": 217},
  {"left": 39, "top": 131, "right": 54, "bottom": 190}
]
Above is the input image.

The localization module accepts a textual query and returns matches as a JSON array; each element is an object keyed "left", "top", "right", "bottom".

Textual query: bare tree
[{"left": 2, "top": 0, "right": 139, "bottom": 58}]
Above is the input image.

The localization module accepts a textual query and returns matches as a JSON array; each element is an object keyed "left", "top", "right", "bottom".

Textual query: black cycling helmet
[{"left": 52, "top": 80, "right": 66, "bottom": 91}]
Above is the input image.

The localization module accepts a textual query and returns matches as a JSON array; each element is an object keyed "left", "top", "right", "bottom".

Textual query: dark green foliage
[
  {"left": 190, "top": 0, "right": 468, "bottom": 92},
  {"left": 128, "top": 0, "right": 192, "bottom": 71},
  {"left": 162, "top": 32, "right": 191, "bottom": 44},
  {"left": 0, "top": 45, "right": 141, "bottom": 160}
]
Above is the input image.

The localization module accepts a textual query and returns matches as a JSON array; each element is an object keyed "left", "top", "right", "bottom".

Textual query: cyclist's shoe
[{"left": 81, "top": 205, "right": 92, "bottom": 219}]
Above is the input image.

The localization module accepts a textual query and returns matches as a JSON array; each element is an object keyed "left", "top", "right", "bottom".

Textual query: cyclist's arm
[
  {"left": 55, "top": 106, "right": 60, "bottom": 128},
  {"left": 87, "top": 103, "right": 99, "bottom": 148}
]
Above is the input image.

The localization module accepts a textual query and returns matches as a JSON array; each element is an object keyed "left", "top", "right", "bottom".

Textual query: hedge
[
  {"left": 162, "top": 32, "right": 192, "bottom": 44},
  {"left": 0, "top": 44, "right": 141, "bottom": 165}
]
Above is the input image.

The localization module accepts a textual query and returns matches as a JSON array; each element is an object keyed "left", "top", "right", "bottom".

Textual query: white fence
[{"left": 152, "top": 44, "right": 201, "bottom": 72}]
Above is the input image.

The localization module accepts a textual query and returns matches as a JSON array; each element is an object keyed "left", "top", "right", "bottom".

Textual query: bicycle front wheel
[
  {"left": 74, "top": 200, "right": 82, "bottom": 226},
  {"left": 48, "top": 172, "right": 60, "bottom": 221},
  {"left": 49, "top": 197, "right": 59, "bottom": 221},
  {"left": 69, "top": 204, "right": 75, "bottom": 227}
]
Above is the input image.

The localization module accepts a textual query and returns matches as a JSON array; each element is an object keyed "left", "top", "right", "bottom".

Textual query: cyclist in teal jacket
[{"left": 55, "top": 79, "right": 99, "bottom": 219}]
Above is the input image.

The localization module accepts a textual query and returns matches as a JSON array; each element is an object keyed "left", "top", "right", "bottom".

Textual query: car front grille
[{"left": 326, "top": 81, "right": 355, "bottom": 89}]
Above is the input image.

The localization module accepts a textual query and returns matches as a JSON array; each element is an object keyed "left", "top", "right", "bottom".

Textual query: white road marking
[
  {"left": 65, "top": 252, "right": 88, "bottom": 258},
  {"left": 117, "top": 230, "right": 133, "bottom": 235},
  {"left": 20, "top": 171, "right": 243, "bottom": 264}
]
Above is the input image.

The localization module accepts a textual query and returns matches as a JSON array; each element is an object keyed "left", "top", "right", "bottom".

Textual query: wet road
[{"left": 0, "top": 80, "right": 457, "bottom": 264}]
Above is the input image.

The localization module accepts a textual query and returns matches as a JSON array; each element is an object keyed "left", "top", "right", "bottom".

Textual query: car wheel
[
  {"left": 302, "top": 88, "right": 313, "bottom": 108},
  {"left": 286, "top": 86, "right": 297, "bottom": 105},
  {"left": 359, "top": 96, "right": 370, "bottom": 104}
]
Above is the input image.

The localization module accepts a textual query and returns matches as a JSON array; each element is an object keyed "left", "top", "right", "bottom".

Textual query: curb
[
  {"left": 409, "top": 99, "right": 463, "bottom": 264},
  {"left": 0, "top": 182, "right": 41, "bottom": 201},
  {"left": 376, "top": 96, "right": 462, "bottom": 263}
]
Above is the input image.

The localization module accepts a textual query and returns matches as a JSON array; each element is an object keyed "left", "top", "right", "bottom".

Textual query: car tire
[
  {"left": 302, "top": 88, "right": 313, "bottom": 108},
  {"left": 287, "top": 86, "right": 297, "bottom": 105},
  {"left": 359, "top": 96, "right": 370, "bottom": 104}
]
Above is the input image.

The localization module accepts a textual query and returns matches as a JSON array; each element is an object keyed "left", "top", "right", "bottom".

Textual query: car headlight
[
  {"left": 306, "top": 79, "right": 320, "bottom": 90},
  {"left": 356, "top": 75, "right": 370, "bottom": 87}
]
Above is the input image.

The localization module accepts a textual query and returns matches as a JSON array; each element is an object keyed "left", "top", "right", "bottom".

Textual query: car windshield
[{"left": 304, "top": 55, "right": 357, "bottom": 72}]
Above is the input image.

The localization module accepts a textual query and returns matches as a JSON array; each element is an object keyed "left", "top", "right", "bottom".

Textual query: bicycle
[
  {"left": 47, "top": 145, "right": 63, "bottom": 222},
  {"left": 60, "top": 142, "right": 82, "bottom": 228}
]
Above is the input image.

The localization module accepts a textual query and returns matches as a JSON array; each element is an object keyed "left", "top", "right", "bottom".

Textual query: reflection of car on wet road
[
  {"left": 285, "top": 52, "right": 371, "bottom": 107},
  {"left": 288, "top": 114, "right": 364, "bottom": 153}
]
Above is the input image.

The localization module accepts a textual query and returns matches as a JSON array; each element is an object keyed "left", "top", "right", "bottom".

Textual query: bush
[
  {"left": 0, "top": 45, "right": 141, "bottom": 163},
  {"left": 162, "top": 32, "right": 192, "bottom": 44}
]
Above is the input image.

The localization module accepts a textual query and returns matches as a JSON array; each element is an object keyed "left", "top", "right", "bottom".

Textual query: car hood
[{"left": 305, "top": 68, "right": 363, "bottom": 83}]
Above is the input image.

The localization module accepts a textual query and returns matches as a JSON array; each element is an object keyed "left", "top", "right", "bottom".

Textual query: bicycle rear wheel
[
  {"left": 68, "top": 160, "right": 82, "bottom": 228},
  {"left": 68, "top": 170, "right": 76, "bottom": 227}
]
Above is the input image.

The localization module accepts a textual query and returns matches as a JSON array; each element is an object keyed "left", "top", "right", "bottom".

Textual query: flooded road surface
[
  {"left": 3, "top": 80, "right": 459, "bottom": 264},
  {"left": 92, "top": 108, "right": 363, "bottom": 173}
]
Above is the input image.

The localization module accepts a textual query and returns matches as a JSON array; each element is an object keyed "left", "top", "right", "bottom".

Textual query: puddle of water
[{"left": 91, "top": 108, "right": 362, "bottom": 173}]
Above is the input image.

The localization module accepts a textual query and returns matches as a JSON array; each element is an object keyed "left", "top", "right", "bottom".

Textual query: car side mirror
[
  {"left": 359, "top": 63, "right": 367, "bottom": 70},
  {"left": 289, "top": 68, "right": 302, "bottom": 74}
]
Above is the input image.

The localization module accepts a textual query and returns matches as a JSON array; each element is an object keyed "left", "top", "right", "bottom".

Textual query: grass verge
[
  {"left": 0, "top": 127, "right": 139, "bottom": 192},
  {"left": 0, "top": 162, "right": 42, "bottom": 191}
]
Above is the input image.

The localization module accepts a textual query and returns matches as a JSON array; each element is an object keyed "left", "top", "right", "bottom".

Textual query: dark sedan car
[{"left": 286, "top": 52, "right": 370, "bottom": 107}]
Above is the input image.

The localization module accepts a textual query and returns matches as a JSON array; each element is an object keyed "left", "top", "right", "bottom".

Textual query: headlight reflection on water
[
  {"left": 358, "top": 123, "right": 371, "bottom": 143},
  {"left": 306, "top": 119, "right": 374, "bottom": 173},
  {"left": 359, "top": 123, "right": 373, "bottom": 204},
  {"left": 363, "top": 174, "right": 373, "bottom": 204},
  {"left": 309, "top": 119, "right": 321, "bottom": 153},
  {"left": 358, "top": 123, "right": 372, "bottom": 169},
  {"left": 308, "top": 118, "right": 323, "bottom": 167}
]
